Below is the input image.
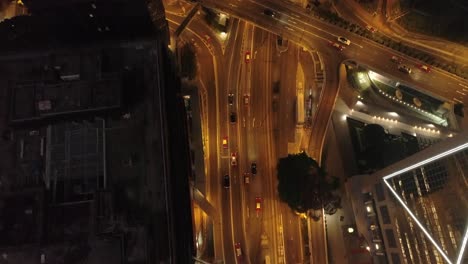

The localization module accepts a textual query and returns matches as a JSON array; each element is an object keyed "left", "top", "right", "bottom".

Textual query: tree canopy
[{"left": 277, "top": 152, "right": 340, "bottom": 214}]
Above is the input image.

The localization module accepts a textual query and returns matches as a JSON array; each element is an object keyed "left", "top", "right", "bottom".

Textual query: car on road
[
  {"left": 418, "top": 64, "right": 431, "bottom": 73},
  {"left": 222, "top": 136, "right": 228, "bottom": 149},
  {"left": 228, "top": 93, "right": 234, "bottom": 105},
  {"left": 245, "top": 51, "right": 251, "bottom": 63},
  {"left": 263, "top": 8, "right": 275, "bottom": 17},
  {"left": 337, "top": 36, "right": 351, "bottom": 45},
  {"left": 223, "top": 174, "right": 230, "bottom": 188},
  {"left": 234, "top": 243, "right": 243, "bottom": 260},
  {"left": 365, "top": 25, "right": 378, "bottom": 33},
  {"left": 328, "top": 41, "right": 344, "bottom": 51},
  {"left": 230, "top": 112, "right": 237, "bottom": 123},
  {"left": 391, "top": 55, "right": 403, "bottom": 64},
  {"left": 243, "top": 94, "right": 250, "bottom": 105},
  {"left": 255, "top": 197, "right": 262, "bottom": 212},
  {"left": 244, "top": 173, "right": 250, "bottom": 184},
  {"left": 398, "top": 64, "right": 412, "bottom": 74},
  {"left": 251, "top": 162, "right": 257, "bottom": 175},
  {"left": 231, "top": 152, "right": 237, "bottom": 166}
]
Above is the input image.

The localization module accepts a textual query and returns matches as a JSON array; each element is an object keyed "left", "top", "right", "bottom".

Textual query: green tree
[{"left": 277, "top": 152, "right": 340, "bottom": 213}]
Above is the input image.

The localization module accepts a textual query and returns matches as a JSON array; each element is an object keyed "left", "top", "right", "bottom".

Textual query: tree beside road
[{"left": 277, "top": 152, "right": 340, "bottom": 214}]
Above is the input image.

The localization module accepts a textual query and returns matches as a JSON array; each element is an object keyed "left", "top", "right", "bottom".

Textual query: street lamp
[{"left": 219, "top": 31, "right": 227, "bottom": 40}]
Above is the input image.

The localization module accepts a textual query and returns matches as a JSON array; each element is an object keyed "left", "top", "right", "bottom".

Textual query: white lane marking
[
  {"left": 353, "top": 43, "right": 364, "bottom": 49},
  {"left": 290, "top": 13, "right": 301, "bottom": 19},
  {"left": 456, "top": 90, "right": 466, "bottom": 96},
  {"left": 288, "top": 19, "right": 297, "bottom": 24},
  {"left": 454, "top": 98, "right": 464, "bottom": 103},
  {"left": 459, "top": 83, "right": 468, "bottom": 89}
]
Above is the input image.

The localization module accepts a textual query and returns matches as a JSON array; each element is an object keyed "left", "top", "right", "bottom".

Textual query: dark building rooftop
[
  {"left": 0, "top": 0, "right": 195, "bottom": 263},
  {"left": 11, "top": 76, "right": 122, "bottom": 123},
  {"left": 0, "top": 0, "right": 157, "bottom": 54}
]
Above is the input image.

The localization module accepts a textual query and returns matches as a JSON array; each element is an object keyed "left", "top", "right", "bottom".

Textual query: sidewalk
[{"left": 323, "top": 127, "right": 373, "bottom": 264}]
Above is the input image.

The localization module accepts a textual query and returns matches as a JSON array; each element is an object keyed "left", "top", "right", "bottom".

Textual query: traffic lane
[
  {"left": 239, "top": 23, "right": 277, "bottom": 264},
  {"left": 289, "top": 22, "right": 468, "bottom": 99},
  {"left": 221, "top": 19, "right": 246, "bottom": 264},
  {"left": 236, "top": 22, "right": 255, "bottom": 264},
  {"left": 281, "top": 204, "right": 303, "bottom": 264},
  {"left": 169, "top": 4, "right": 326, "bottom": 262},
  {"left": 303, "top": 38, "right": 342, "bottom": 160},
  {"left": 170, "top": 16, "right": 228, "bottom": 261},
  {"left": 241, "top": 23, "right": 274, "bottom": 263},
  {"left": 309, "top": 217, "right": 327, "bottom": 264},
  {"left": 277, "top": 43, "right": 302, "bottom": 156},
  {"left": 272, "top": 18, "right": 467, "bottom": 102},
  {"left": 345, "top": 39, "right": 468, "bottom": 102},
  {"left": 227, "top": 20, "right": 253, "bottom": 264},
  {"left": 248, "top": 0, "right": 468, "bottom": 66},
  {"left": 252, "top": 31, "right": 280, "bottom": 263},
  {"left": 273, "top": 42, "right": 306, "bottom": 264},
  {"left": 183, "top": 7, "right": 332, "bottom": 262},
  {"left": 203, "top": 0, "right": 468, "bottom": 103}
]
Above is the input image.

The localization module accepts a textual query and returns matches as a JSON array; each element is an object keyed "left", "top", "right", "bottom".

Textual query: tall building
[
  {"left": 0, "top": 0, "right": 194, "bottom": 263},
  {"left": 346, "top": 132, "right": 468, "bottom": 264}
]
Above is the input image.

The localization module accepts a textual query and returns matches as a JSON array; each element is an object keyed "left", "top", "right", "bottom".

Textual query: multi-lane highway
[
  {"left": 201, "top": 0, "right": 468, "bottom": 104},
  {"left": 166, "top": 0, "right": 468, "bottom": 263}
]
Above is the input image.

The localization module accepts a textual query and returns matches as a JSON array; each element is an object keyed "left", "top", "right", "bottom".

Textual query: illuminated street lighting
[
  {"left": 347, "top": 227, "right": 355, "bottom": 233},
  {"left": 220, "top": 31, "right": 227, "bottom": 40}
]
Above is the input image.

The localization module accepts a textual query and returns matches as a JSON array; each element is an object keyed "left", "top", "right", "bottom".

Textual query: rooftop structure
[
  {"left": 0, "top": 0, "right": 194, "bottom": 263},
  {"left": 346, "top": 132, "right": 468, "bottom": 264},
  {"left": 11, "top": 76, "right": 121, "bottom": 123},
  {"left": 45, "top": 119, "right": 105, "bottom": 203}
]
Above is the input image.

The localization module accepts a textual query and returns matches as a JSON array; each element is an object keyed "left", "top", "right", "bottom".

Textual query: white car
[
  {"left": 337, "top": 36, "right": 351, "bottom": 46},
  {"left": 398, "top": 65, "right": 412, "bottom": 74}
]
